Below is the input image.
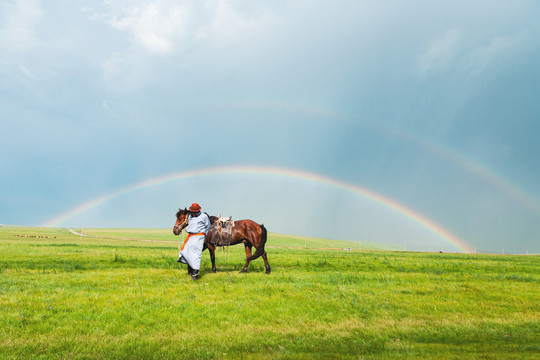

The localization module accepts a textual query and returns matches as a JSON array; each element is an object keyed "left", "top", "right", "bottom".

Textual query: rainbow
[
  {"left": 43, "top": 165, "right": 473, "bottom": 253},
  {"left": 371, "top": 123, "right": 540, "bottom": 216}
]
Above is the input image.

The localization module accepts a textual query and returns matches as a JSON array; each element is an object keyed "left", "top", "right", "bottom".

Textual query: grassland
[{"left": 0, "top": 226, "right": 538, "bottom": 359}]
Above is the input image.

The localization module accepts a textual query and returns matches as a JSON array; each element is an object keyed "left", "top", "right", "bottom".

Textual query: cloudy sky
[{"left": 2, "top": 0, "right": 539, "bottom": 253}]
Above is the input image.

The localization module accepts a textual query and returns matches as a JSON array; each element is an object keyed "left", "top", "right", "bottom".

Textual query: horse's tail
[{"left": 248, "top": 224, "right": 267, "bottom": 261}]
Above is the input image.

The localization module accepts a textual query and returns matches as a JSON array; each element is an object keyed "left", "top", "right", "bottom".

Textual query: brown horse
[{"left": 173, "top": 209, "right": 271, "bottom": 274}]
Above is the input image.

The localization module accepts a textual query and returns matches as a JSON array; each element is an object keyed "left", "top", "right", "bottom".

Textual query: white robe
[{"left": 178, "top": 212, "right": 211, "bottom": 270}]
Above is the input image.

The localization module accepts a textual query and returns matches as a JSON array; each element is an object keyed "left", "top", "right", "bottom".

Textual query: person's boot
[
  {"left": 191, "top": 269, "right": 199, "bottom": 281},
  {"left": 187, "top": 265, "right": 193, "bottom": 275}
]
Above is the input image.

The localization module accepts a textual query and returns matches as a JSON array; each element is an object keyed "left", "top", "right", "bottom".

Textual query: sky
[{"left": 1, "top": 0, "right": 539, "bottom": 254}]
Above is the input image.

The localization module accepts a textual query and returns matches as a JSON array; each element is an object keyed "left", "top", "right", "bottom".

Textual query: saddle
[
  {"left": 211, "top": 213, "right": 235, "bottom": 247},
  {"left": 218, "top": 214, "right": 234, "bottom": 228}
]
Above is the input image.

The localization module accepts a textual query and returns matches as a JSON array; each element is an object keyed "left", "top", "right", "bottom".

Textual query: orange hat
[{"left": 189, "top": 203, "right": 201, "bottom": 212}]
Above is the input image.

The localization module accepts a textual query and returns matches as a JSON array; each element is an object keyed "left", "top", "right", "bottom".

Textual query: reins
[
  {"left": 177, "top": 229, "right": 186, "bottom": 250},
  {"left": 174, "top": 216, "right": 189, "bottom": 250}
]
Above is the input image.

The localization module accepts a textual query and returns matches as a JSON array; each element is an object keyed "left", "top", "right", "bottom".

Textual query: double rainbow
[{"left": 43, "top": 165, "right": 473, "bottom": 253}]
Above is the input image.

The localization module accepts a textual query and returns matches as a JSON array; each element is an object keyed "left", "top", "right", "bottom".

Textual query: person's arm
[{"left": 204, "top": 214, "right": 212, "bottom": 234}]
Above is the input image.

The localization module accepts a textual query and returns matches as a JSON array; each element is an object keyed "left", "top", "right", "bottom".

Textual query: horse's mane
[{"left": 176, "top": 208, "right": 188, "bottom": 218}]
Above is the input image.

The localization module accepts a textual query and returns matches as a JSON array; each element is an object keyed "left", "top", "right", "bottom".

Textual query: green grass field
[{"left": 0, "top": 227, "right": 538, "bottom": 359}]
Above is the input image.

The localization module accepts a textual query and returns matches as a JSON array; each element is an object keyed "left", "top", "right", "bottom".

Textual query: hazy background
[{"left": 2, "top": 0, "right": 539, "bottom": 253}]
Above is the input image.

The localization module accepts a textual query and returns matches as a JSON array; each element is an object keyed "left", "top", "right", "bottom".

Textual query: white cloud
[
  {"left": 416, "top": 8, "right": 540, "bottom": 79},
  {"left": 18, "top": 64, "right": 35, "bottom": 79},
  {"left": 466, "top": 31, "right": 529, "bottom": 75},
  {"left": 93, "top": 0, "right": 268, "bottom": 56},
  {"left": 196, "top": 0, "right": 262, "bottom": 41},
  {"left": 92, "top": 0, "right": 277, "bottom": 91},
  {"left": 108, "top": 2, "right": 189, "bottom": 55},
  {"left": 0, "top": 0, "right": 42, "bottom": 52},
  {"left": 417, "top": 27, "right": 463, "bottom": 78},
  {"left": 100, "top": 49, "right": 150, "bottom": 92}
]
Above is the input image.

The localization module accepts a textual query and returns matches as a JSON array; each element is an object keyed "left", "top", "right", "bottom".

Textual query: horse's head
[{"left": 173, "top": 208, "right": 190, "bottom": 235}]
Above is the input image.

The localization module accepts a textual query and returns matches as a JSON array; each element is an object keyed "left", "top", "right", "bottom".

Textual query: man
[{"left": 177, "top": 203, "right": 211, "bottom": 280}]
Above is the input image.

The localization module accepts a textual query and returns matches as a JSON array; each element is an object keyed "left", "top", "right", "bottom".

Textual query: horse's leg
[
  {"left": 208, "top": 244, "right": 217, "bottom": 273},
  {"left": 261, "top": 251, "right": 271, "bottom": 274},
  {"left": 240, "top": 242, "right": 253, "bottom": 273}
]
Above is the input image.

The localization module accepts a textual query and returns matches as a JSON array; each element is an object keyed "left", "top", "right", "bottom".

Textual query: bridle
[{"left": 174, "top": 213, "right": 189, "bottom": 234}]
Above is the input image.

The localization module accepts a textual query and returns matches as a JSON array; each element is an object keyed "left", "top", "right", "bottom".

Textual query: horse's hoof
[
  {"left": 266, "top": 270, "right": 271, "bottom": 274},
  {"left": 212, "top": 269, "right": 217, "bottom": 273},
  {"left": 239, "top": 269, "right": 247, "bottom": 273}
]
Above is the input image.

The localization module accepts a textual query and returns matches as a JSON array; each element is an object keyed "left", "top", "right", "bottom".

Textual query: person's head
[{"left": 188, "top": 203, "right": 201, "bottom": 216}]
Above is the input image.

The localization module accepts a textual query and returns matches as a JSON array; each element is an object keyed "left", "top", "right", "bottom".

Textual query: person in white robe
[{"left": 177, "top": 203, "right": 211, "bottom": 280}]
